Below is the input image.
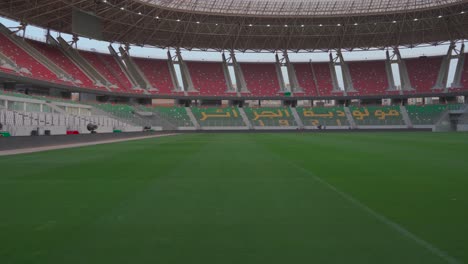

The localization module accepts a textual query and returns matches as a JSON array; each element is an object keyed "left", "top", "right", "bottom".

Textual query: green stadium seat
[
  {"left": 244, "top": 107, "right": 297, "bottom": 127},
  {"left": 297, "top": 106, "right": 349, "bottom": 127},
  {"left": 406, "top": 104, "right": 464, "bottom": 125},
  {"left": 191, "top": 107, "right": 245, "bottom": 127},
  {"left": 349, "top": 106, "right": 404, "bottom": 126}
]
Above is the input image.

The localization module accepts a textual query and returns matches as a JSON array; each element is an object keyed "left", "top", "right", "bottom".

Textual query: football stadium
[{"left": 1, "top": 0, "right": 468, "bottom": 263}]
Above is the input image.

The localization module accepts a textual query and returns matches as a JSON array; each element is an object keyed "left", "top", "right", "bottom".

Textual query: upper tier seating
[
  {"left": 187, "top": 62, "right": 230, "bottom": 96},
  {"left": 349, "top": 106, "right": 405, "bottom": 126},
  {"left": 406, "top": 104, "right": 464, "bottom": 125},
  {"left": 293, "top": 63, "right": 319, "bottom": 96},
  {"left": 244, "top": 107, "right": 297, "bottom": 127},
  {"left": 405, "top": 56, "right": 442, "bottom": 94},
  {"left": 2, "top": 36, "right": 468, "bottom": 98},
  {"left": 28, "top": 40, "right": 100, "bottom": 90},
  {"left": 297, "top": 106, "right": 349, "bottom": 127},
  {"left": 348, "top": 61, "right": 389, "bottom": 96},
  {"left": 0, "top": 33, "right": 59, "bottom": 82},
  {"left": 460, "top": 54, "right": 468, "bottom": 90},
  {"left": 241, "top": 63, "right": 281, "bottom": 96},
  {"left": 133, "top": 58, "right": 174, "bottom": 94},
  {"left": 313, "top": 63, "right": 336, "bottom": 96},
  {"left": 191, "top": 107, "right": 245, "bottom": 127},
  {"left": 79, "top": 51, "right": 133, "bottom": 93}
]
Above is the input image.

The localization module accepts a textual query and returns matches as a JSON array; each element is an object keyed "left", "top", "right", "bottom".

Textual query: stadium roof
[
  {"left": 140, "top": 0, "right": 464, "bottom": 17},
  {"left": 0, "top": 0, "right": 467, "bottom": 51}
]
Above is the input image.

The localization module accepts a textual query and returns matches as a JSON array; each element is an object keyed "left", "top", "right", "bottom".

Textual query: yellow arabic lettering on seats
[
  {"left": 374, "top": 110, "right": 386, "bottom": 120},
  {"left": 279, "top": 120, "right": 290, "bottom": 126},
  {"left": 200, "top": 111, "right": 231, "bottom": 121},
  {"left": 336, "top": 111, "right": 345, "bottom": 117},
  {"left": 303, "top": 110, "right": 334, "bottom": 118},
  {"left": 253, "top": 110, "right": 284, "bottom": 120},
  {"left": 374, "top": 109, "right": 400, "bottom": 120},
  {"left": 352, "top": 108, "right": 370, "bottom": 120}
]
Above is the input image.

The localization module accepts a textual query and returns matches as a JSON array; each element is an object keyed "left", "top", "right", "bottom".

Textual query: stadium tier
[
  {"left": 191, "top": 107, "right": 245, "bottom": 127},
  {"left": 297, "top": 106, "right": 350, "bottom": 127},
  {"left": 137, "top": 105, "right": 193, "bottom": 127},
  {"left": 348, "top": 61, "right": 390, "bottom": 96},
  {"left": 187, "top": 62, "right": 230, "bottom": 96},
  {"left": 244, "top": 107, "right": 297, "bottom": 127},
  {"left": 1, "top": 34, "right": 468, "bottom": 98},
  {"left": 313, "top": 63, "right": 336, "bottom": 97},
  {"left": 293, "top": 63, "right": 319, "bottom": 96},
  {"left": 27, "top": 40, "right": 98, "bottom": 89},
  {"left": 78, "top": 50, "right": 134, "bottom": 93},
  {"left": 405, "top": 56, "right": 442, "bottom": 94},
  {"left": 133, "top": 58, "right": 175, "bottom": 95},
  {"left": 406, "top": 104, "right": 464, "bottom": 125},
  {"left": 349, "top": 106, "right": 405, "bottom": 126},
  {"left": 0, "top": 33, "right": 60, "bottom": 82},
  {"left": 2, "top": 87, "right": 468, "bottom": 133},
  {"left": 241, "top": 63, "right": 281, "bottom": 96}
]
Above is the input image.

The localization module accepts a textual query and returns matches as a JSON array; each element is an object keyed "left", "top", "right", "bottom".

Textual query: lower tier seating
[
  {"left": 138, "top": 106, "right": 193, "bottom": 127},
  {"left": 191, "top": 107, "right": 245, "bottom": 127},
  {"left": 297, "top": 106, "right": 349, "bottom": 127},
  {"left": 349, "top": 106, "right": 405, "bottom": 126},
  {"left": 244, "top": 107, "right": 297, "bottom": 127},
  {"left": 406, "top": 104, "right": 464, "bottom": 125}
]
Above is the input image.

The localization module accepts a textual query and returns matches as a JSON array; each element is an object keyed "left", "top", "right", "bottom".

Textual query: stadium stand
[
  {"left": 0, "top": 89, "right": 35, "bottom": 99},
  {"left": 241, "top": 63, "right": 281, "bottom": 96},
  {"left": 191, "top": 107, "right": 245, "bottom": 127},
  {"left": 0, "top": 94, "right": 133, "bottom": 136},
  {"left": 187, "top": 62, "right": 229, "bottom": 96},
  {"left": 406, "top": 104, "right": 464, "bottom": 125},
  {"left": 297, "top": 106, "right": 350, "bottom": 127},
  {"left": 27, "top": 40, "right": 98, "bottom": 89},
  {"left": 244, "top": 107, "right": 297, "bottom": 127},
  {"left": 405, "top": 56, "right": 442, "bottom": 94},
  {"left": 137, "top": 106, "right": 193, "bottom": 127},
  {"left": 348, "top": 61, "right": 389, "bottom": 96},
  {"left": 313, "top": 63, "right": 336, "bottom": 96},
  {"left": 0, "top": 33, "right": 58, "bottom": 82},
  {"left": 79, "top": 50, "right": 134, "bottom": 93},
  {"left": 460, "top": 54, "right": 468, "bottom": 90},
  {"left": 133, "top": 58, "right": 175, "bottom": 95},
  {"left": 349, "top": 106, "right": 405, "bottom": 126},
  {"left": 293, "top": 63, "right": 319, "bottom": 96}
]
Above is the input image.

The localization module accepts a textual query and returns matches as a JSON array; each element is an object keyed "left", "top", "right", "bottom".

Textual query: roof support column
[
  {"left": 118, "top": 45, "right": 156, "bottom": 91},
  {"left": 221, "top": 53, "right": 236, "bottom": 93},
  {"left": 433, "top": 43, "right": 456, "bottom": 90},
  {"left": 393, "top": 47, "right": 414, "bottom": 92},
  {"left": 109, "top": 45, "right": 140, "bottom": 89},
  {"left": 329, "top": 53, "right": 341, "bottom": 93},
  {"left": 167, "top": 50, "right": 182, "bottom": 92},
  {"left": 385, "top": 50, "right": 397, "bottom": 91},
  {"left": 230, "top": 50, "right": 249, "bottom": 93},
  {"left": 275, "top": 54, "right": 287, "bottom": 92},
  {"left": 450, "top": 44, "right": 465, "bottom": 89},
  {"left": 283, "top": 51, "right": 302, "bottom": 93},
  {"left": 176, "top": 48, "right": 197, "bottom": 92},
  {"left": 338, "top": 51, "right": 355, "bottom": 92}
]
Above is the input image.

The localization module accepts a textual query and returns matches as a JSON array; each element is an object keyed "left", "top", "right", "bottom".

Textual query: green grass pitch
[{"left": 1, "top": 132, "right": 468, "bottom": 264}]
